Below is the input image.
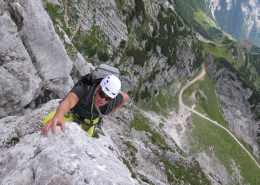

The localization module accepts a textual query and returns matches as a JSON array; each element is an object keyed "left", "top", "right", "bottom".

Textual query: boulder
[
  {"left": 0, "top": 1, "right": 41, "bottom": 117},
  {"left": 0, "top": 0, "right": 77, "bottom": 117},
  {"left": 0, "top": 99, "right": 138, "bottom": 185}
]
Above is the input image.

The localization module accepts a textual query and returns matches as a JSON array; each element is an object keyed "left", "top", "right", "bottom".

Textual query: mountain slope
[
  {"left": 0, "top": 0, "right": 213, "bottom": 184},
  {"left": 207, "top": 0, "right": 260, "bottom": 47},
  {"left": 1, "top": 0, "right": 260, "bottom": 184},
  {"left": 175, "top": 0, "right": 260, "bottom": 47}
]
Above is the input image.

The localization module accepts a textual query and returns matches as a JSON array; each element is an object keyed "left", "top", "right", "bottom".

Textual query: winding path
[{"left": 179, "top": 64, "right": 260, "bottom": 169}]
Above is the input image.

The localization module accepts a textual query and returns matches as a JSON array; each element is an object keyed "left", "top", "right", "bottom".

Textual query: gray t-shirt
[{"left": 70, "top": 85, "right": 123, "bottom": 120}]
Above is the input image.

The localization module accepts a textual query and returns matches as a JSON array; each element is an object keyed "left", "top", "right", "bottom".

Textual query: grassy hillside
[
  {"left": 183, "top": 75, "right": 260, "bottom": 184},
  {"left": 183, "top": 75, "right": 228, "bottom": 128},
  {"left": 203, "top": 41, "right": 260, "bottom": 117},
  {"left": 174, "top": 0, "right": 229, "bottom": 43},
  {"left": 174, "top": 0, "right": 260, "bottom": 118},
  {"left": 190, "top": 114, "right": 260, "bottom": 185}
]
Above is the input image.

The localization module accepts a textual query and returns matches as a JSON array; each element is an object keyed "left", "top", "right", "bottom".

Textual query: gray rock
[
  {"left": 196, "top": 152, "right": 229, "bottom": 185},
  {"left": 206, "top": 61, "right": 260, "bottom": 158},
  {"left": 70, "top": 52, "right": 94, "bottom": 83},
  {"left": 9, "top": 0, "right": 74, "bottom": 96},
  {"left": 103, "top": 106, "right": 211, "bottom": 185},
  {"left": 0, "top": 0, "right": 78, "bottom": 117},
  {"left": 81, "top": 0, "right": 129, "bottom": 49},
  {"left": 0, "top": 3, "right": 41, "bottom": 117},
  {"left": 0, "top": 100, "right": 139, "bottom": 185}
]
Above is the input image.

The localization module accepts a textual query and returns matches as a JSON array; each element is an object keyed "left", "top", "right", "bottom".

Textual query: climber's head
[
  {"left": 95, "top": 75, "right": 121, "bottom": 106},
  {"left": 100, "top": 75, "right": 121, "bottom": 98}
]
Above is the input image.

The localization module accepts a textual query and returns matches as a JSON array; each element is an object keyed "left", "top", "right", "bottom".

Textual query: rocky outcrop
[
  {"left": 0, "top": 99, "right": 138, "bottom": 185},
  {"left": 1, "top": 0, "right": 246, "bottom": 184},
  {"left": 81, "top": 0, "right": 129, "bottom": 49},
  {"left": 207, "top": 0, "right": 260, "bottom": 46},
  {"left": 45, "top": 0, "right": 202, "bottom": 103},
  {"left": 0, "top": 0, "right": 41, "bottom": 117},
  {"left": 0, "top": 0, "right": 74, "bottom": 118},
  {"left": 206, "top": 60, "right": 260, "bottom": 159},
  {"left": 104, "top": 106, "right": 212, "bottom": 185}
]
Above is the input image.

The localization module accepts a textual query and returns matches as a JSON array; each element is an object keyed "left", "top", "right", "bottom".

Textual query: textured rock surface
[
  {"left": 1, "top": 0, "right": 259, "bottom": 184},
  {"left": 196, "top": 152, "right": 245, "bottom": 185},
  {"left": 206, "top": 61, "right": 260, "bottom": 158},
  {"left": 80, "top": 0, "right": 129, "bottom": 49},
  {"left": 0, "top": 0, "right": 74, "bottom": 117},
  {"left": 207, "top": 0, "right": 260, "bottom": 46},
  {"left": 104, "top": 106, "right": 212, "bottom": 185},
  {"left": 0, "top": 100, "right": 138, "bottom": 185},
  {"left": 0, "top": 1, "right": 41, "bottom": 117},
  {"left": 49, "top": 0, "right": 202, "bottom": 100}
]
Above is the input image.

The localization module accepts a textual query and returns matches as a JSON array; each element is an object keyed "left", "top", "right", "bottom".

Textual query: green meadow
[{"left": 183, "top": 74, "right": 260, "bottom": 184}]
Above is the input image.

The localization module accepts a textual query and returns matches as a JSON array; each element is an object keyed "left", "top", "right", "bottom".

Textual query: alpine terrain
[{"left": 0, "top": 0, "right": 260, "bottom": 185}]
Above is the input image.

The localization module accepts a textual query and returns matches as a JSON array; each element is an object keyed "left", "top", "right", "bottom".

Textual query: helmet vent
[{"left": 100, "top": 75, "right": 121, "bottom": 98}]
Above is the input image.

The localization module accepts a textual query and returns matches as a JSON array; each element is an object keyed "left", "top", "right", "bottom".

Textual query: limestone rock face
[
  {"left": 207, "top": 0, "right": 260, "bottom": 46},
  {"left": 80, "top": 0, "right": 129, "bottom": 49},
  {"left": 0, "top": 1, "right": 41, "bottom": 117},
  {"left": 103, "top": 106, "right": 212, "bottom": 185},
  {"left": 0, "top": 100, "right": 139, "bottom": 185},
  {"left": 0, "top": 0, "right": 74, "bottom": 118},
  {"left": 206, "top": 61, "right": 260, "bottom": 159}
]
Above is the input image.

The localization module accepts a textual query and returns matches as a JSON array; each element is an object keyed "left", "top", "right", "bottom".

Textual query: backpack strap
[{"left": 95, "top": 104, "right": 105, "bottom": 126}]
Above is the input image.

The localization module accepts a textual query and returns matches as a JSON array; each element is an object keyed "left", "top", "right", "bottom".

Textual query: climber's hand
[{"left": 41, "top": 117, "right": 65, "bottom": 135}]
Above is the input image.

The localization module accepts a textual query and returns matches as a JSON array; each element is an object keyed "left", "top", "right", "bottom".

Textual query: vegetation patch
[
  {"left": 203, "top": 43, "right": 237, "bottom": 63},
  {"left": 124, "top": 141, "right": 138, "bottom": 164},
  {"left": 122, "top": 157, "right": 136, "bottom": 178},
  {"left": 124, "top": 141, "right": 138, "bottom": 153},
  {"left": 138, "top": 174, "right": 156, "bottom": 185},
  {"left": 174, "top": 0, "right": 227, "bottom": 43},
  {"left": 183, "top": 74, "right": 228, "bottom": 127},
  {"left": 139, "top": 85, "right": 179, "bottom": 116},
  {"left": 131, "top": 113, "right": 170, "bottom": 149},
  {"left": 125, "top": 46, "right": 147, "bottom": 66},
  {"left": 44, "top": 3, "right": 71, "bottom": 36},
  {"left": 73, "top": 26, "right": 109, "bottom": 61},
  {"left": 162, "top": 158, "right": 210, "bottom": 185},
  {"left": 44, "top": 2, "right": 79, "bottom": 56},
  {"left": 66, "top": 0, "right": 79, "bottom": 28},
  {"left": 189, "top": 114, "right": 260, "bottom": 185},
  {"left": 45, "top": 3, "right": 64, "bottom": 24}
]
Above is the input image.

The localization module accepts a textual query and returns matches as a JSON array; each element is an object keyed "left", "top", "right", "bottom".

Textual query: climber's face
[{"left": 95, "top": 86, "right": 111, "bottom": 107}]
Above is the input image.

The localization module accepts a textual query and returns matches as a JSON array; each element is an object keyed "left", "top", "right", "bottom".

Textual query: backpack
[{"left": 75, "top": 63, "right": 120, "bottom": 87}]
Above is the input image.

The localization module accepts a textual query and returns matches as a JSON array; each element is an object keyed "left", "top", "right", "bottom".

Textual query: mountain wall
[
  {"left": 0, "top": 0, "right": 74, "bottom": 118},
  {"left": 0, "top": 0, "right": 213, "bottom": 184},
  {"left": 207, "top": 0, "right": 260, "bottom": 46},
  {"left": 42, "top": 0, "right": 203, "bottom": 109},
  {"left": 206, "top": 58, "right": 260, "bottom": 159},
  {"left": 1, "top": 0, "right": 204, "bottom": 117},
  {"left": 0, "top": 100, "right": 139, "bottom": 185},
  {"left": 1, "top": 0, "right": 260, "bottom": 184}
]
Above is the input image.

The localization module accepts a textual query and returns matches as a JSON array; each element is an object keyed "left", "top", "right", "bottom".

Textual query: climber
[{"left": 41, "top": 74, "right": 129, "bottom": 136}]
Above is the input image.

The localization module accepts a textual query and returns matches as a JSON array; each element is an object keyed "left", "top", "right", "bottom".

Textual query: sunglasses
[{"left": 98, "top": 88, "right": 112, "bottom": 101}]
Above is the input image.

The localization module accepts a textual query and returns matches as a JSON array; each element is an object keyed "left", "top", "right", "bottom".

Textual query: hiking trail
[{"left": 179, "top": 64, "right": 260, "bottom": 169}]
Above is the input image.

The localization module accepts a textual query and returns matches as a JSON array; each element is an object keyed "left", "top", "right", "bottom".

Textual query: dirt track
[{"left": 178, "top": 64, "right": 260, "bottom": 169}]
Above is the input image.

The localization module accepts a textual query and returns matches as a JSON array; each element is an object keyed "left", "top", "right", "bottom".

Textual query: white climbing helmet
[{"left": 100, "top": 75, "right": 121, "bottom": 98}]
